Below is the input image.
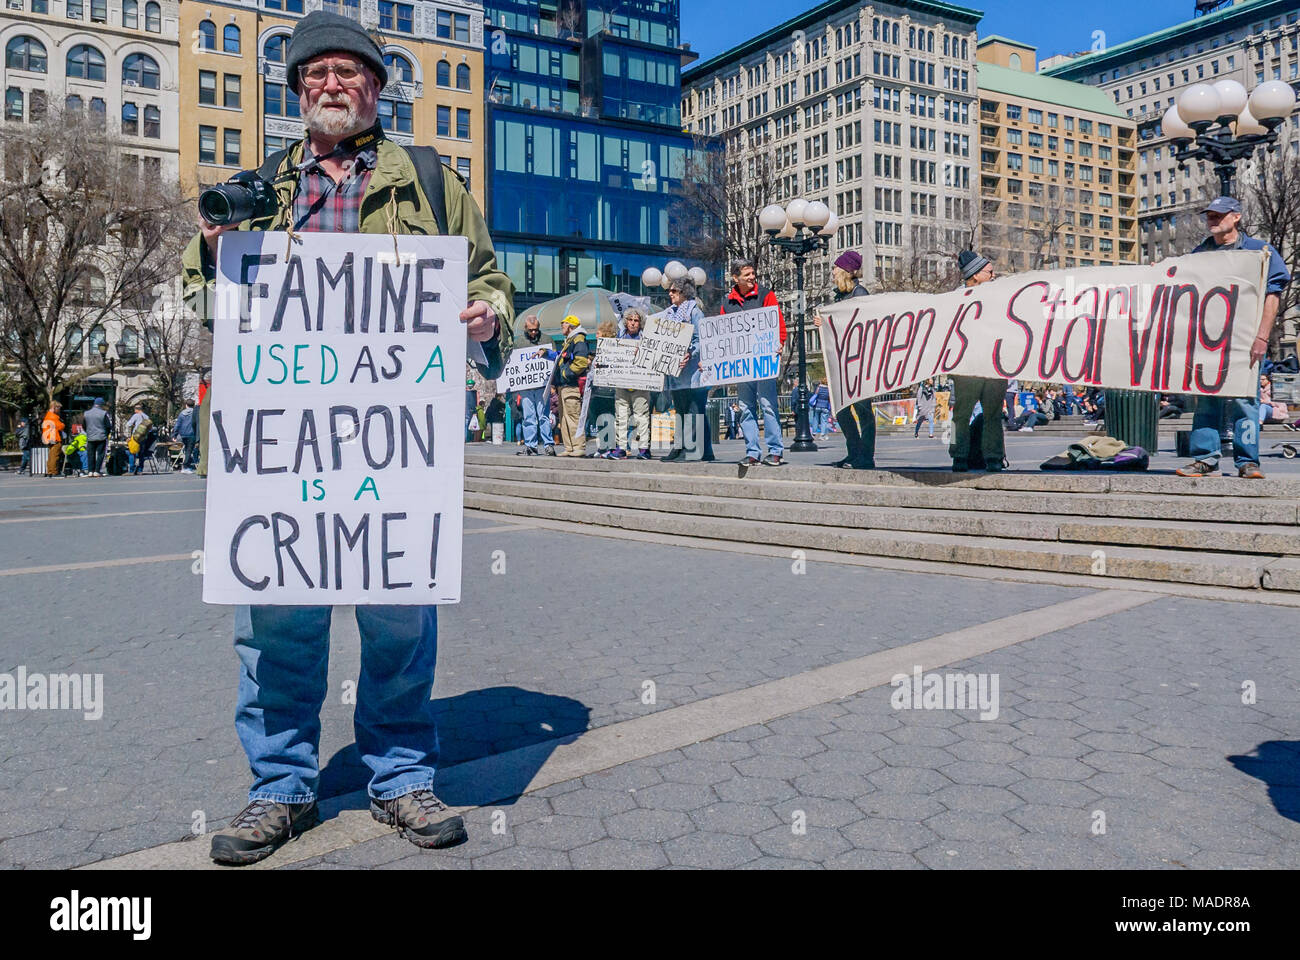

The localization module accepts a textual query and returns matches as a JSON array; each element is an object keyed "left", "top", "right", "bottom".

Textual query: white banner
[
  {"left": 496, "top": 346, "right": 555, "bottom": 393},
  {"left": 818, "top": 252, "right": 1269, "bottom": 413},
  {"left": 698, "top": 305, "right": 782, "bottom": 386},
  {"left": 591, "top": 337, "right": 665, "bottom": 390},
  {"left": 633, "top": 313, "right": 694, "bottom": 377},
  {"left": 203, "top": 232, "right": 468, "bottom": 605}
]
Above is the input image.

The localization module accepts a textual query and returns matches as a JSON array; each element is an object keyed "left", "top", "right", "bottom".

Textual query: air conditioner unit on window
[{"left": 124, "top": 79, "right": 139, "bottom": 87}]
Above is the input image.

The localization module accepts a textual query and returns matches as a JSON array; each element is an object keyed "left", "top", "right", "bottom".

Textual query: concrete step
[
  {"left": 465, "top": 460, "right": 1300, "bottom": 525},
  {"left": 465, "top": 490, "right": 1280, "bottom": 592},
  {"left": 468, "top": 474, "right": 1300, "bottom": 557}
]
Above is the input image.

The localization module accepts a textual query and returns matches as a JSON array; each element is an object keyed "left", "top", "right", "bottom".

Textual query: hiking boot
[
  {"left": 661, "top": 449, "right": 685, "bottom": 462},
  {"left": 1239, "top": 462, "right": 1265, "bottom": 479},
  {"left": 370, "top": 790, "right": 467, "bottom": 849},
  {"left": 738, "top": 456, "right": 760, "bottom": 466},
  {"left": 210, "top": 799, "right": 319, "bottom": 866},
  {"left": 543, "top": 445, "right": 557, "bottom": 456},
  {"left": 1176, "top": 459, "right": 1216, "bottom": 477},
  {"left": 761, "top": 454, "right": 784, "bottom": 466}
]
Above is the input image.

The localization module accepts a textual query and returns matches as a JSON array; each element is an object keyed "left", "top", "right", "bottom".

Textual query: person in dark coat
[{"left": 813, "top": 250, "right": 876, "bottom": 468}]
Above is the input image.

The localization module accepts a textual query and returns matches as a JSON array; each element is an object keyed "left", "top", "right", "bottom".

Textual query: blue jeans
[
  {"left": 233, "top": 604, "right": 440, "bottom": 803},
  {"left": 809, "top": 407, "right": 830, "bottom": 435},
  {"left": 737, "top": 378, "right": 783, "bottom": 458},
  {"left": 1189, "top": 380, "right": 1261, "bottom": 469},
  {"left": 519, "top": 386, "right": 553, "bottom": 448}
]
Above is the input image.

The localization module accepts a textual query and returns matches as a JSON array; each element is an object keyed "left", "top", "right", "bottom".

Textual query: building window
[
  {"left": 379, "top": 1, "right": 414, "bottom": 33},
  {"left": 198, "top": 21, "right": 216, "bottom": 50},
  {"left": 456, "top": 63, "right": 470, "bottom": 90},
  {"left": 437, "top": 105, "right": 449, "bottom": 137},
  {"left": 91, "top": 0, "right": 105, "bottom": 21},
  {"left": 456, "top": 156, "right": 470, "bottom": 188},
  {"left": 224, "top": 74, "right": 240, "bottom": 108},
  {"left": 121, "top": 101, "right": 138, "bottom": 135},
  {"left": 89, "top": 96, "right": 105, "bottom": 126},
  {"left": 436, "top": 60, "right": 450, "bottom": 86},
  {"left": 385, "top": 53, "right": 413, "bottom": 83},
  {"left": 143, "top": 104, "right": 159, "bottom": 138},
  {"left": 66, "top": 0, "right": 82, "bottom": 16},
  {"left": 123, "top": 53, "right": 160, "bottom": 89},
  {"left": 379, "top": 98, "right": 412, "bottom": 133},
  {"left": 224, "top": 129, "right": 240, "bottom": 166},
  {"left": 5, "top": 36, "right": 47, "bottom": 73},
  {"left": 263, "top": 80, "right": 299, "bottom": 118},
  {"left": 123, "top": 0, "right": 137, "bottom": 28},
  {"left": 264, "top": 35, "right": 289, "bottom": 63},
  {"left": 66, "top": 45, "right": 106, "bottom": 82},
  {"left": 145, "top": 1, "right": 160, "bottom": 31},
  {"left": 456, "top": 107, "right": 470, "bottom": 139},
  {"left": 5, "top": 88, "right": 23, "bottom": 122},
  {"left": 65, "top": 94, "right": 83, "bottom": 112},
  {"left": 437, "top": 10, "right": 470, "bottom": 42},
  {"left": 224, "top": 25, "right": 240, "bottom": 54},
  {"left": 199, "top": 125, "right": 216, "bottom": 164},
  {"left": 263, "top": 0, "right": 304, "bottom": 11},
  {"left": 199, "top": 70, "right": 217, "bottom": 105}
]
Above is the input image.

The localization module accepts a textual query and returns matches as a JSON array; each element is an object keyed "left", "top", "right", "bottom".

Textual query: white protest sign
[
  {"left": 697, "top": 305, "right": 782, "bottom": 386},
  {"left": 633, "top": 313, "right": 694, "bottom": 376},
  {"left": 817, "top": 252, "right": 1270, "bottom": 413},
  {"left": 497, "top": 346, "right": 555, "bottom": 393},
  {"left": 203, "top": 232, "right": 468, "bottom": 605},
  {"left": 591, "top": 337, "right": 665, "bottom": 390}
]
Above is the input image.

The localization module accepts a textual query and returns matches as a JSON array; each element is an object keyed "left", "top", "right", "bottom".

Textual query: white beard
[{"left": 303, "top": 93, "right": 367, "bottom": 138}]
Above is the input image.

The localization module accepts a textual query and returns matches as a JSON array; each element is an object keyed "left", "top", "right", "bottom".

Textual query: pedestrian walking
[
  {"left": 513, "top": 315, "right": 555, "bottom": 456},
  {"left": 15, "top": 416, "right": 32, "bottom": 475},
  {"left": 124, "top": 403, "right": 149, "bottom": 474},
  {"left": 1177, "top": 197, "right": 1291, "bottom": 479},
  {"left": 949, "top": 250, "right": 1007, "bottom": 473},
  {"left": 83, "top": 397, "right": 111, "bottom": 476},
  {"left": 173, "top": 399, "right": 198, "bottom": 473},
  {"left": 809, "top": 380, "right": 832, "bottom": 439},
  {"left": 538, "top": 314, "right": 590, "bottom": 456},
  {"left": 914, "top": 379, "right": 937, "bottom": 438},
  {"left": 182, "top": 10, "right": 515, "bottom": 865},
  {"left": 724, "top": 260, "right": 784, "bottom": 466}
]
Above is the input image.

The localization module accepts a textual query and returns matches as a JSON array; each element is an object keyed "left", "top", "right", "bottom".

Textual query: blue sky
[{"left": 682, "top": 0, "right": 1207, "bottom": 65}]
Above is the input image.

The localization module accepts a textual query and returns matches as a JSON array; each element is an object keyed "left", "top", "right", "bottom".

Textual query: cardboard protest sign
[
  {"left": 817, "top": 252, "right": 1269, "bottom": 414},
  {"left": 497, "top": 347, "right": 555, "bottom": 393},
  {"left": 203, "top": 232, "right": 468, "bottom": 605},
  {"left": 697, "top": 306, "right": 782, "bottom": 386},
  {"left": 591, "top": 337, "right": 665, "bottom": 390},
  {"left": 633, "top": 313, "right": 694, "bottom": 376}
]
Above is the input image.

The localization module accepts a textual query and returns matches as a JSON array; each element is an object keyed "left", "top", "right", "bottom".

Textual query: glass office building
[{"left": 484, "top": 0, "right": 702, "bottom": 310}]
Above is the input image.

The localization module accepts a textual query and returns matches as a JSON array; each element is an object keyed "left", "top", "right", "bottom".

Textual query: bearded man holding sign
[{"left": 181, "top": 12, "right": 514, "bottom": 865}]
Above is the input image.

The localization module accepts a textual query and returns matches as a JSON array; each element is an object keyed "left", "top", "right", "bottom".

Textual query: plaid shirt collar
[{"left": 291, "top": 144, "right": 378, "bottom": 233}]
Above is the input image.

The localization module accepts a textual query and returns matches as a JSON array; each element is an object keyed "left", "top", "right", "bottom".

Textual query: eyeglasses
[{"left": 298, "top": 62, "right": 369, "bottom": 88}]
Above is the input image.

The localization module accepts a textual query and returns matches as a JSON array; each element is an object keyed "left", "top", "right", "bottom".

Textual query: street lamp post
[
  {"left": 96, "top": 339, "right": 117, "bottom": 437},
  {"left": 640, "top": 261, "right": 709, "bottom": 303},
  {"left": 1163, "top": 79, "right": 1297, "bottom": 195},
  {"left": 758, "top": 199, "right": 839, "bottom": 453}
]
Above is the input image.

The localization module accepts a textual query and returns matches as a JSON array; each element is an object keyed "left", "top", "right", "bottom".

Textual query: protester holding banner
[
  {"left": 606, "top": 308, "right": 653, "bottom": 460},
  {"left": 512, "top": 315, "right": 556, "bottom": 457},
  {"left": 948, "top": 250, "right": 1007, "bottom": 473},
  {"left": 724, "top": 261, "right": 785, "bottom": 466},
  {"left": 181, "top": 11, "right": 514, "bottom": 865},
  {"left": 813, "top": 252, "right": 876, "bottom": 469},
  {"left": 661, "top": 278, "right": 714, "bottom": 462},
  {"left": 539, "top": 315, "right": 590, "bottom": 457},
  {"left": 1176, "top": 196, "right": 1291, "bottom": 479}
]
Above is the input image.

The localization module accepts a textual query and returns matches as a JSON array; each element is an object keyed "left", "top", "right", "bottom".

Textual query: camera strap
[{"left": 291, "top": 122, "right": 386, "bottom": 175}]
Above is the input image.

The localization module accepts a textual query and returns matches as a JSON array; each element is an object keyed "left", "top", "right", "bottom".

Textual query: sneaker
[
  {"left": 1176, "top": 460, "right": 1216, "bottom": 477},
  {"left": 210, "top": 799, "right": 319, "bottom": 866},
  {"left": 1239, "top": 463, "right": 1265, "bottom": 479},
  {"left": 738, "top": 456, "right": 760, "bottom": 466},
  {"left": 370, "top": 790, "right": 467, "bottom": 849},
  {"left": 515, "top": 446, "right": 534, "bottom": 456},
  {"left": 636, "top": 448, "right": 652, "bottom": 460},
  {"left": 761, "top": 454, "right": 785, "bottom": 466},
  {"left": 1284, "top": 422, "right": 1298, "bottom": 432},
  {"left": 1018, "top": 426, "right": 1034, "bottom": 432},
  {"left": 606, "top": 448, "right": 628, "bottom": 460},
  {"left": 543, "top": 445, "right": 557, "bottom": 456}
]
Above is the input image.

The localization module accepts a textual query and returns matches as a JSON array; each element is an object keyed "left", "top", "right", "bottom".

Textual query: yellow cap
[{"left": 562, "top": 314, "right": 580, "bottom": 327}]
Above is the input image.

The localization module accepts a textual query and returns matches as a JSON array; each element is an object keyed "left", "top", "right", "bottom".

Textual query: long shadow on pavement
[
  {"left": 318, "top": 685, "right": 591, "bottom": 807},
  {"left": 1229, "top": 741, "right": 1300, "bottom": 823}
]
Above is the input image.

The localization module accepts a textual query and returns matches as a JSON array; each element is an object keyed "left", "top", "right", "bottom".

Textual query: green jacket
[{"left": 181, "top": 136, "right": 515, "bottom": 373}]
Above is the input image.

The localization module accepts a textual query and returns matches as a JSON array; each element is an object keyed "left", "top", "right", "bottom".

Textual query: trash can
[
  {"left": 706, "top": 396, "right": 721, "bottom": 443},
  {"left": 1105, "top": 389, "right": 1159, "bottom": 453}
]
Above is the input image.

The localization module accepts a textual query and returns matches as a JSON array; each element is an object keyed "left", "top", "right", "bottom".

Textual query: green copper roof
[
  {"left": 977, "top": 62, "right": 1129, "bottom": 119},
  {"left": 683, "top": 0, "right": 984, "bottom": 82},
  {"left": 1041, "top": 0, "right": 1286, "bottom": 79}
]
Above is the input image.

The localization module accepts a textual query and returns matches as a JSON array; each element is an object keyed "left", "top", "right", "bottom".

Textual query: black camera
[{"left": 198, "top": 171, "right": 280, "bottom": 226}]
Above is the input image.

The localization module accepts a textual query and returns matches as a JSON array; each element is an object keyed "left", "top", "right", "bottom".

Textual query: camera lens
[{"left": 198, "top": 189, "right": 235, "bottom": 226}]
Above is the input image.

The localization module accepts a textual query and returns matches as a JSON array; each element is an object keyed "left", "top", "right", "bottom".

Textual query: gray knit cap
[{"left": 286, "top": 11, "right": 387, "bottom": 95}]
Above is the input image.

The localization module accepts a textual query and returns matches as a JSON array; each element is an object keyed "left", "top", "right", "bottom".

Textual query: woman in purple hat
[{"left": 814, "top": 251, "right": 877, "bottom": 469}]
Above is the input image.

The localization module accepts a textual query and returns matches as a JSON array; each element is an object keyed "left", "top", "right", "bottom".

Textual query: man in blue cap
[{"left": 1177, "top": 196, "right": 1291, "bottom": 479}]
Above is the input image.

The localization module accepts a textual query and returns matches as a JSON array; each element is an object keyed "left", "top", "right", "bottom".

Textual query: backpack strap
[
  {"left": 403, "top": 145, "right": 450, "bottom": 236},
  {"left": 257, "top": 148, "right": 291, "bottom": 181}
]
